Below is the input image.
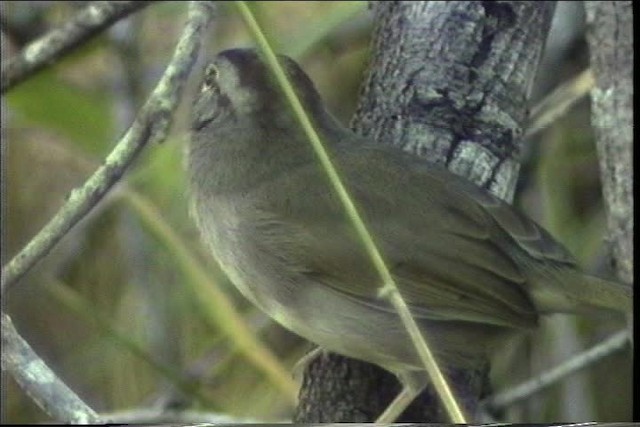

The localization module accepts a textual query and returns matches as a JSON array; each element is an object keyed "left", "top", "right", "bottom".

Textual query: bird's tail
[
  {"left": 531, "top": 272, "right": 633, "bottom": 316},
  {"left": 578, "top": 274, "right": 633, "bottom": 314}
]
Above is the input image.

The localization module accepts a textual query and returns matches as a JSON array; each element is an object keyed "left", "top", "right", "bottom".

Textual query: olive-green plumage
[{"left": 188, "top": 48, "right": 631, "bottom": 384}]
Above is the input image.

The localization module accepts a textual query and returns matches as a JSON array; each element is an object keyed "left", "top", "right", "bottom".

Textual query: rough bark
[
  {"left": 295, "top": 1, "right": 556, "bottom": 422},
  {"left": 584, "top": 1, "right": 633, "bottom": 285}
]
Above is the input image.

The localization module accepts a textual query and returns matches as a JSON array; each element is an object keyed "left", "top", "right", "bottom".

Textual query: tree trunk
[
  {"left": 295, "top": 1, "right": 556, "bottom": 422},
  {"left": 584, "top": 1, "right": 633, "bottom": 286}
]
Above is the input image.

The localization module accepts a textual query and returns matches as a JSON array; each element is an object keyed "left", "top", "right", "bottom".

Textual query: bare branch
[
  {"left": 524, "top": 68, "right": 594, "bottom": 139},
  {"left": 482, "top": 330, "right": 631, "bottom": 412},
  {"left": 1, "top": 1, "right": 152, "bottom": 93},
  {"left": 1, "top": 312, "right": 101, "bottom": 423},
  {"left": 1, "top": 1, "right": 215, "bottom": 292},
  {"left": 99, "top": 408, "right": 264, "bottom": 424}
]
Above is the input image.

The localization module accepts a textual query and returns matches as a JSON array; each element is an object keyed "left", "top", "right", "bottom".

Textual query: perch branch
[{"left": 1, "top": 1, "right": 152, "bottom": 93}]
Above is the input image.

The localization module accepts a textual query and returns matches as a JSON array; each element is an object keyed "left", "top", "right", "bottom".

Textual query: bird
[{"left": 186, "top": 48, "right": 632, "bottom": 422}]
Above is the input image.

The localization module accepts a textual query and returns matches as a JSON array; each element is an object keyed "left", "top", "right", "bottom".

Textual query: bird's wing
[
  {"left": 244, "top": 147, "right": 550, "bottom": 329},
  {"left": 425, "top": 159, "right": 578, "bottom": 267}
]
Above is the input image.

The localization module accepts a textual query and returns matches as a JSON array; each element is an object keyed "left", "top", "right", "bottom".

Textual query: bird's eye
[{"left": 202, "top": 64, "right": 219, "bottom": 92}]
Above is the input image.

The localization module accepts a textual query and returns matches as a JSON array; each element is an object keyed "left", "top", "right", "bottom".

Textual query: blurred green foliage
[{"left": 2, "top": 1, "right": 630, "bottom": 423}]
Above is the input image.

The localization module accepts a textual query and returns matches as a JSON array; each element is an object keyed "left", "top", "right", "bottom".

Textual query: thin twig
[
  {"left": 1, "top": 312, "right": 101, "bottom": 423},
  {"left": 99, "top": 408, "right": 265, "bottom": 424},
  {"left": 1, "top": 1, "right": 152, "bottom": 93},
  {"left": 1, "top": 1, "right": 215, "bottom": 293},
  {"left": 482, "top": 330, "right": 631, "bottom": 411},
  {"left": 524, "top": 68, "right": 595, "bottom": 139}
]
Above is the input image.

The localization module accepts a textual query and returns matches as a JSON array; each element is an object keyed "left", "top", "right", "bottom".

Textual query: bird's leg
[{"left": 375, "top": 370, "right": 427, "bottom": 423}]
